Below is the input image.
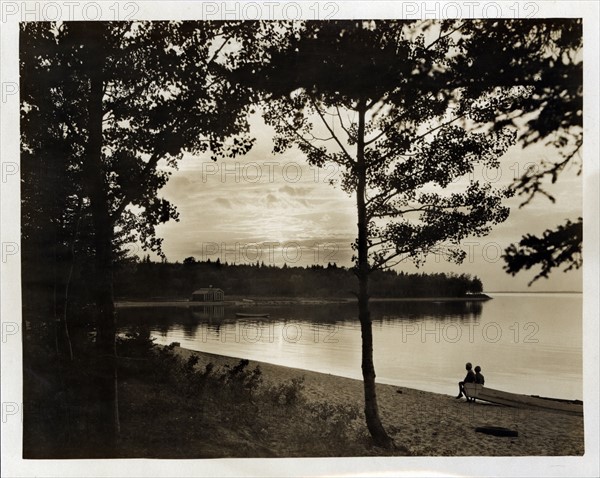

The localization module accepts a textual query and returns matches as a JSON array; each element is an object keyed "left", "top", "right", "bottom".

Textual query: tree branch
[
  {"left": 370, "top": 206, "right": 433, "bottom": 219},
  {"left": 366, "top": 187, "right": 398, "bottom": 208},
  {"left": 110, "top": 149, "right": 164, "bottom": 223},
  {"left": 425, "top": 21, "right": 467, "bottom": 50},
  {"left": 515, "top": 139, "right": 582, "bottom": 207},
  {"left": 371, "top": 249, "right": 412, "bottom": 271},
  {"left": 284, "top": 119, "right": 336, "bottom": 161},
  {"left": 308, "top": 95, "right": 355, "bottom": 165},
  {"left": 364, "top": 94, "right": 436, "bottom": 146},
  {"left": 335, "top": 105, "right": 354, "bottom": 139},
  {"left": 415, "top": 112, "right": 468, "bottom": 142}
]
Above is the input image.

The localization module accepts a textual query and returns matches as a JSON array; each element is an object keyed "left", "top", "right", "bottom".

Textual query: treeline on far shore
[{"left": 113, "top": 257, "right": 484, "bottom": 300}]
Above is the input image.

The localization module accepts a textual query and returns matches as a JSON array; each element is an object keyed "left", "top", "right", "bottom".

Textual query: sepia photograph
[{"left": 2, "top": 1, "right": 599, "bottom": 477}]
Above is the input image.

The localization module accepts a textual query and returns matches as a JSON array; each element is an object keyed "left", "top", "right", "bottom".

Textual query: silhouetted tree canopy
[
  {"left": 21, "top": 19, "right": 268, "bottom": 450},
  {"left": 243, "top": 19, "right": 538, "bottom": 448},
  {"left": 503, "top": 217, "right": 582, "bottom": 285},
  {"left": 472, "top": 19, "right": 583, "bottom": 283},
  {"left": 114, "top": 259, "right": 485, "bottom": 299}
]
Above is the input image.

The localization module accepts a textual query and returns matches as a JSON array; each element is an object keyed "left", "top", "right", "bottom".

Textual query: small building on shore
[{"left": 191, "top": 287, "right": 224, "bottom": 302}]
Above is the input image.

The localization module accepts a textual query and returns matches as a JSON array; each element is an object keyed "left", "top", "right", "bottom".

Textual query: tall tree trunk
[
  {"left": 356, "top": 100, "right": 395, "bottom": 449},
  {"left": 60, "top": 198, "right": 84, "bottom": 362},
  {"left": 81, "top": 24, "right": 120, "bottom": 453}
]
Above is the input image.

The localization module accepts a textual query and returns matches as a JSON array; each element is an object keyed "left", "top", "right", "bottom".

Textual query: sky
[{"left": 153, "top": 114, "right": 583, "bottom": 293}]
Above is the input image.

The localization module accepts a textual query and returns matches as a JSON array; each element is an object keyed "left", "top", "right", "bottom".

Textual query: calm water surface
[{"left": 118, "top": 293, "right": 582, "bottom": 400}]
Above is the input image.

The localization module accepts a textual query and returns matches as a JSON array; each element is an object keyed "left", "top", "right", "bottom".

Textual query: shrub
[
  {"left": 116, "top": 328, "right": 156, "bottom": 357},
  {"left": 307, "top": 401, "right": 362, "bottom": 440},
  {"left": 266, "top": 376, "right": 305, "bottom": 406},
  {"left": 215, "top": 359, "right": 264, "bottom": 397}
]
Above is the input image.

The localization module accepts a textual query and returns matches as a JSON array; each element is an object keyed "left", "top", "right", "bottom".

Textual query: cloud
[
  {"left": 279, "top": 185, "right": 314, "bottom": 196},
  {"left": 215, "top": 197, "right": 232, "bottom": 208},
  {"left": 152, "top": 111, "right": 583, "bottom": 292},
  {"left": 266, "top": 193, "right": 277, "bottom": 204}
]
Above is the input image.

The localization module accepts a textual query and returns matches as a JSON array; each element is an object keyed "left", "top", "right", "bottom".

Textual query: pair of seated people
[{"left": 456, "top": 362, "right": 484, "bottom": 401}]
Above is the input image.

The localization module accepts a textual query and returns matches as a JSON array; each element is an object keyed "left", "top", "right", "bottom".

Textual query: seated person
[
  {"left": 475, "top": 365, "right": 485, "bottom": 385},
  {"left": 456, "top": 362, "right": 475, "bottom": 399}
]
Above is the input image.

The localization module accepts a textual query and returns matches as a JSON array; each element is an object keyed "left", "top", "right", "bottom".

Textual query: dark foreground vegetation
[
  {"left": 24, "top": 327, "right": 404, "bottom": 458},
  {"left": 113, "top": 257, "right": 484, "bottom": 300}
]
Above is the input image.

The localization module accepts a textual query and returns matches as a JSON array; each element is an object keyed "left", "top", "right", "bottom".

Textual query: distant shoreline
[
  {"left": 115, "top": 294, "right": 492, "bottom": 308},
  {"left": 486, "top": 291, "right": 583, "bottom": 294}
]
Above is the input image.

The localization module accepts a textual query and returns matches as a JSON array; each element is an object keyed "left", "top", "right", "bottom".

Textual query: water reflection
[
  {"left": 116, "top": 295, "right": 582, "bottom": 400},
  {"left": 190, "top": 304, "right": 225, "bottom": 320},
  {"left": 117, "top": 299, "right": 484, "bottom": 344},
  {"left": 370, "top": 299, "right": 483, "bottom": 322}
]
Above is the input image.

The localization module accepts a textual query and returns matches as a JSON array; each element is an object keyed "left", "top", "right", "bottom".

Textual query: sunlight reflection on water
[{"left": 118, "top": 293, "right": 582, "bottom": 399}]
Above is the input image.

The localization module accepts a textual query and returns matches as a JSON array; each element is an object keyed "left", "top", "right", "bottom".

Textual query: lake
[{"left": 117, "top": 293, "right": 583, "bottom": 400}]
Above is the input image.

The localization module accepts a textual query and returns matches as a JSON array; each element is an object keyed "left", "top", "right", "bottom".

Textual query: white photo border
[{"left": 1, "top": 2, "right": 598, "bottom": 477}]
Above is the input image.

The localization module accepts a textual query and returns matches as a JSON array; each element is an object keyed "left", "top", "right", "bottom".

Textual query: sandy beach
[{"left": 172, "top": 345, "right": 584, "bottom": 456}]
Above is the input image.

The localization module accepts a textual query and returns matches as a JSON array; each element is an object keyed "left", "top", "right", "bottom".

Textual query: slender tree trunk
[
  {"left": 82, "top": 24, "right": 120, "bottom": 453},
  {"left": 356, "top": 100, "right": 395, "bottom": 449},
  {"left": 61, "top": 198, "right": 84, "bottom": 362}
]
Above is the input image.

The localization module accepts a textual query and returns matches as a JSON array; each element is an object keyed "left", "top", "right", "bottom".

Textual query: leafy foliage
[
  {"left": 20, "top": 21, "right": 268, "bottom": 337},
  {"left": 255, "top": 21, "right": 516, "bottom": 272},
  {"left": 503, "top": 218, "right": 583, "bottom": 285},
  {"left": 21, "top": 21, "right": 258, "bottom": 257},
  {"left": 462, "top": 20, "right": 584, "bottom": 282}
]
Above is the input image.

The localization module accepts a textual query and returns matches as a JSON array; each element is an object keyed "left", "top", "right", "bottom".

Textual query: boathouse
[{"left": 191, "top": 286, "right": 224, "bottom": 302}]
